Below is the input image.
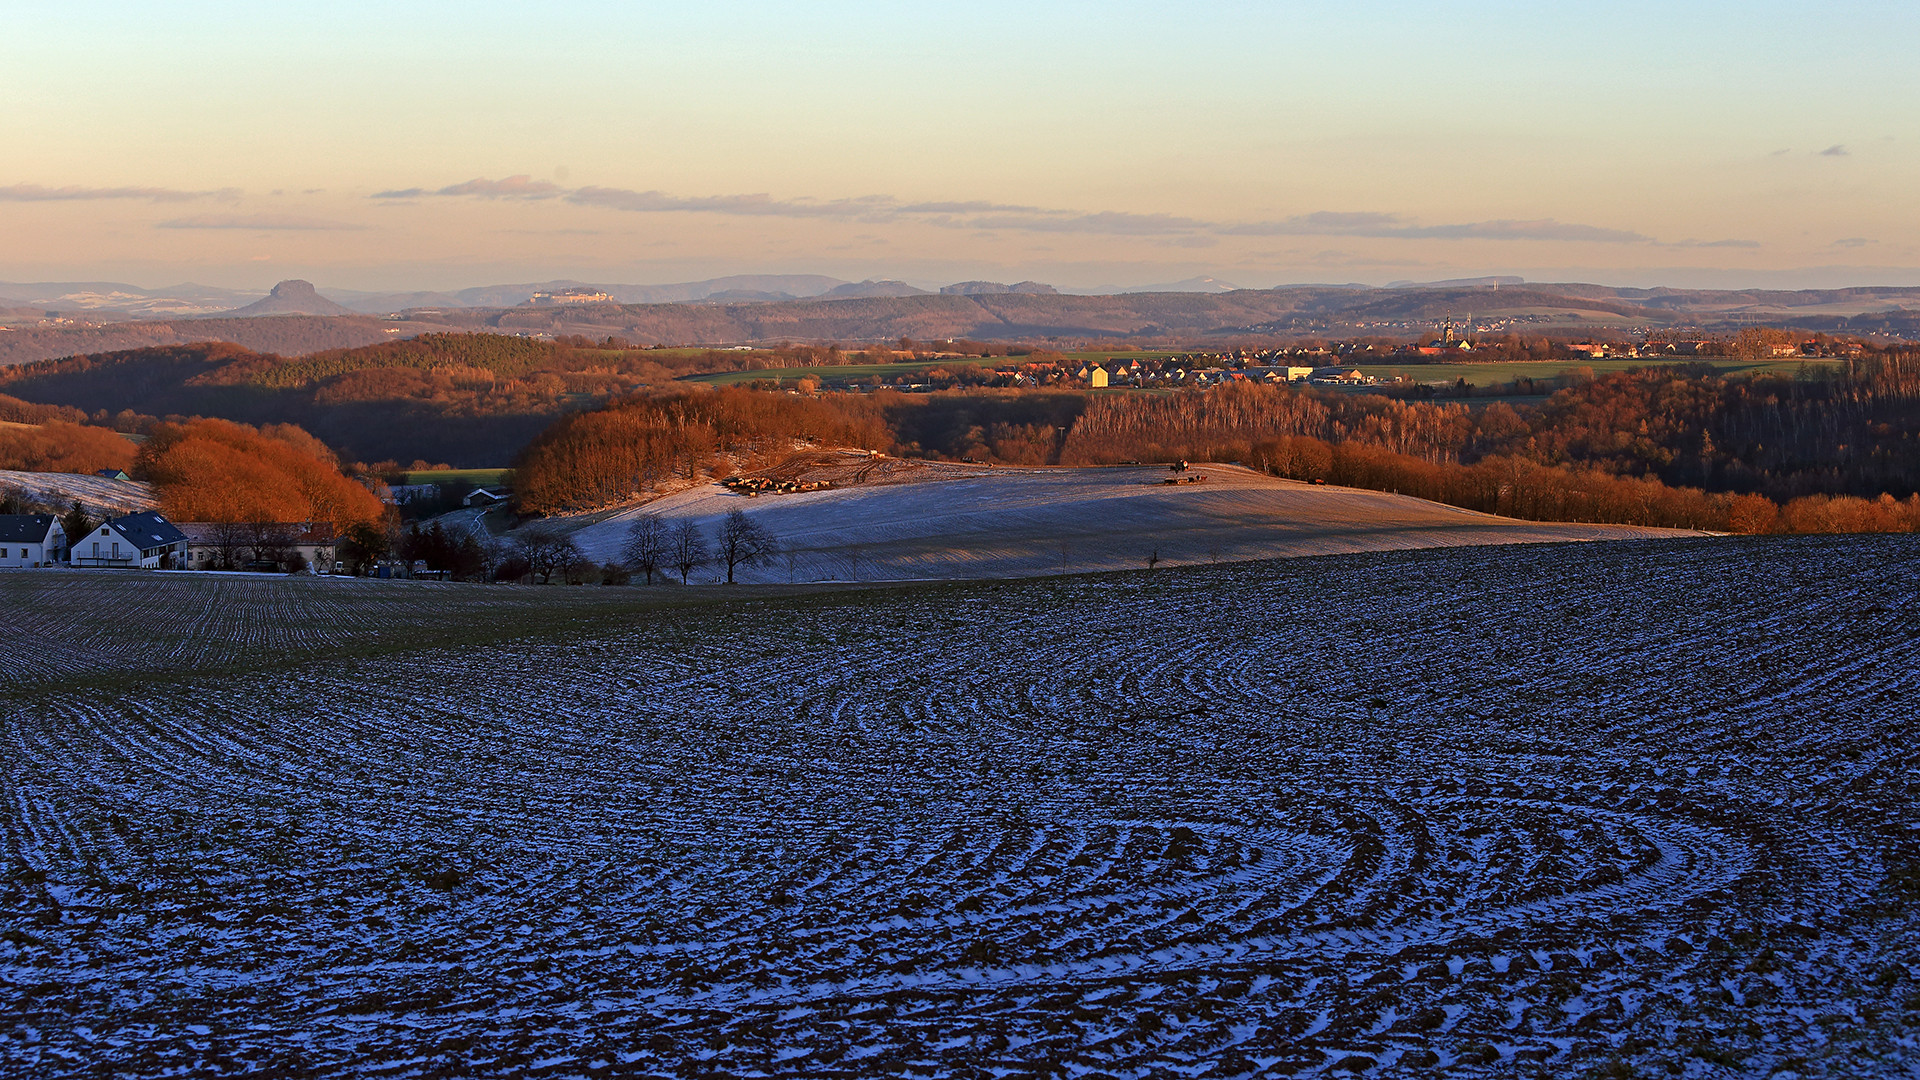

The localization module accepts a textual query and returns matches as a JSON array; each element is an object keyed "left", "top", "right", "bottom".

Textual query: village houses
[
  {"left": 70, "top": 511, "right": 188, "bottom": 569},
  {"left": 178, "top": 521, "right": 339, "bottom": 573},
  {"left": 0, "top": 510, "right": 346, "bottom": 573},
  {"left": 0, "top": 514, "right": 68, "bottom": 568}
]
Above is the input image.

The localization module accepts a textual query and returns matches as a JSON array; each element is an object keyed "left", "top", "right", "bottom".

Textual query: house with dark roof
[
  {"left": 0, "top": 514, "right": 66, "bottom": 568},
  {"left": 73, "top": 510, "right": 188, "bottom": 569}
]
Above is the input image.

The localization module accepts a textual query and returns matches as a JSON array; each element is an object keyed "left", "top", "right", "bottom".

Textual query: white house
[
  {"left": 178, "top": 520, "right": 338, "bottom": 572},
  {"left": 0, "top": 514, "right": 67, "bottom": 568},
  {"left": 72, "top": 510, "right": 188, "bottom": 569}
]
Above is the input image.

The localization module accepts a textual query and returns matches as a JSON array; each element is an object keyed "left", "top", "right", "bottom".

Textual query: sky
[{"left": 2, "top": 0, "right": 1917, "bottom": 293}]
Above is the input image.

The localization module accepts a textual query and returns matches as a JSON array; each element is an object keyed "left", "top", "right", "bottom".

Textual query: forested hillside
[
  {"left": 0, "top": 315, "right": 455, "bottom": 368},
  {"left": 0, "top": 337, "right": 810, "bottom": 466},
  {"left": 1060, "top": 358, "right": 1920, "bottom": 501},
  {"left": 5, "top": 328, "right": 1919, "bottom": 534},
  {"left": 512, "top": 359, "right": 1920, "bottom": 532}
]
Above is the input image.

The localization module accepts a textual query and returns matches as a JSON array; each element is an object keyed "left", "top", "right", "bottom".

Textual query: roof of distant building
[
  {"left": 106, "top": 510, "right": 187, "bottom": 549},
  {"left": 0, "top": 514, "right": 58, "bottom": 544}
]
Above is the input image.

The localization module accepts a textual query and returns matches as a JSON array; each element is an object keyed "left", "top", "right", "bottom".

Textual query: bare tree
[
  {"left": 1146, "top": 547, "right": 1160, "bottom": 570},
  {"left": 562, "top": 547, "right": 598, "bottom": 585},
  {"left": 844, "top": 544, "right": 861, "bottom": 582},
  {"left": 514, "top": 527, "right": 580, "bottom": 584},
  {"left": 621, "top": 513, "right": 667, "bottom": 584},
  {"left": 243, "top": 521, "right": 295, "bottom": 571},
  {"left": 669, "top": 520, "right": 707, "bottom": 585},
  {"left": 210, "top": 520, "right": 250, "bottom": 570},
  {"left": 716, "top": 508, "right": 777, "bottom": 584},
  {"left": 475, "top": 536, "right": 507, "bottom": 582}
]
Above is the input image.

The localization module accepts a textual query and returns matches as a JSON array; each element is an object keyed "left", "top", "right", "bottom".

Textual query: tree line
[
  {"left": 0, "top": 336, "right": 951, "bottom": 467},
  {"left": 512, "top": 387, "right": 888, "bottom": 513},
  {"left": 512, "top": 359, "right": 1920, "bottom": 534},
  {"left": 394, "top": 508, "right": 781, "bottom": 586},
  {"left": 136, "top": 418, "right": 386, "bottom": 528}
]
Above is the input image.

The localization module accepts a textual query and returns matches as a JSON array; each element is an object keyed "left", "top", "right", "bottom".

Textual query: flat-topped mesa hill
[{"left": 215, "top": 279, "right": 356, "bottom": 318}]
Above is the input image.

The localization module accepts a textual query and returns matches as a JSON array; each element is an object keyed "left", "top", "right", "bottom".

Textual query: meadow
[
  {"left": 2, "top": 536, "right": 1916, "bottom": 1078},
  {"left": 401, "top": 468, "right": 514, "bottom": 489}
]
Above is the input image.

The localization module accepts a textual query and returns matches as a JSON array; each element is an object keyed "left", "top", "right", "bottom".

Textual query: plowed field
[
  {"left": 2, "top": 536, "right": 1917, "bottom": 1078},
  {"left": 566, "top": 462, "right": 1703, "bottom": 582}
]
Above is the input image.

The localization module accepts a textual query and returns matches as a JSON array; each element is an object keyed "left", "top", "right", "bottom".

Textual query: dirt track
[{"left": 568, "top": 460, "right": 1703, "bottom": 581}]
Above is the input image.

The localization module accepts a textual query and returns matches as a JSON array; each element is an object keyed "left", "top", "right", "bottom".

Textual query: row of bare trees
[
  {"left": 620, "top": 508, "right": 778, "bottom": 584},
  {"left": 193, "top": 521, "right": 313, "bottom": 571}
]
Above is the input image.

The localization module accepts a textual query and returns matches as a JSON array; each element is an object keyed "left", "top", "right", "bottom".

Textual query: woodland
[
  {"left": 3, "top": 333, "right": 1919, "bottom": 537},
  {"left": 0, "top": 336, "right": 900, "bottom": 465},
  {"left": 511, "top": 361, "right": 1920, "bottom": 533}
]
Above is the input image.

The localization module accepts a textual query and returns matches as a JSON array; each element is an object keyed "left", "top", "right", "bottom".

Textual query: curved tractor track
[{"left": 1, "top": 535, "right": 1917, "bottom": 1078}]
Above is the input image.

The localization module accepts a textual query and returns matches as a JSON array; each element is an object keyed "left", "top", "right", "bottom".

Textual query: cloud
[
  {"left": 959, "top": 210, "right": 1208, "bottom": 236},
  {"left": 1220, "top": 212, "right": 1401, "bottom": 237},
  {"left": 1222, "top": 212, "right": 1650, "bottom": 243},
  {"left": 374, "top": 174, "right": 563, "bottom": 199},
  {"left": 157, "top": 213, "right": 367, "bottom": 231},
  {"left": 0, "top": 183, "right": 236, "bottom": 202},
  {"left": 568, "top": 186, "right": 898, "bottom": 219},
  {"left": 1395, "top": 219, "right": 1653, "bottom": 243},
  {"left": 1834, "top": 237, "right": 1872, "bottom": 248},
  {"left": 377, "top": 176, "right": 1663, "bottom": 244},
  {"left": 1671, "top": 238, "right": 1762, "bottom": 249},
  {"left": 897, "top": 199, "right": 1045, "bottom": 214},
  {"left": 1819, "top": 144, "right": 1849, "bottom": 156}
]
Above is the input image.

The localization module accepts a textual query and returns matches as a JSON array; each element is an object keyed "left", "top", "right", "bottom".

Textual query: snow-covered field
[
  {"left": 0, "top": 469, "right": 155, "bottom": 514},
  {"left": 2, "top": 536, "right": 1917, "bottom": 1078},
  {"left": 565, "top": 462, "right": 1703, "bottom": 581}
]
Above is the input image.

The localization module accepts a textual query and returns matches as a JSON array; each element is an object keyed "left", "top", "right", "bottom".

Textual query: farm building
[
  {"left": 72, "top": 511, "right": 188, "bottom": 570},
  {"left": 0, "top": 514, "right": 67, "bottom": 568},
  {"left": 464, "top": 488, "right": 509, "bottom": 507},
  {"left": 178, "top": 521, "right": 338, "bottom": 573},
  {"left": 94, "top": 468, "right": 133, "bottom": 482}
]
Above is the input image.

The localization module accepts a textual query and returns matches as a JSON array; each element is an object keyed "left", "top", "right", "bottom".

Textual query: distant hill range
[
  {"left": 1117, "top": 276, "right": 1242, "bottom": 294},
  {"left": 3, "top": 277, "right": 1918, "bottom": 366},
  {"left": 406, "top": 283, "right": 1920, "bottom": 347},
  {"left": 430, "top": 275, "right": 849, "bottom": 310},
  {"left": 940, "top": 281, "right": 1059, "bottom": 296},
  {"left": 0, "top": 313, "right": 466, "bottom": 369},
  {"left": 0, "top": 280, "right": 262, "bottom": 317}
]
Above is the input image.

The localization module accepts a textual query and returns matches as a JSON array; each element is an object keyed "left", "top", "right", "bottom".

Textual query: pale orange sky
[{"left": 3, "top": 2, "right": 1916, "bottom": 292}]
